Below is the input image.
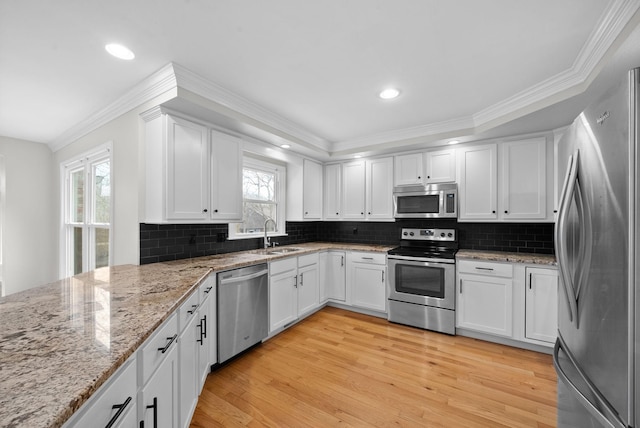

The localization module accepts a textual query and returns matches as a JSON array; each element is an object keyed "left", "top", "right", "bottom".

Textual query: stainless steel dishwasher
[{"left": 217, "top": 263, "right": 269, "bottom": 363}]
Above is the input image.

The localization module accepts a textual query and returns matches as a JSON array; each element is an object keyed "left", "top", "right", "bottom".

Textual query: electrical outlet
[
  {"left": 189, "top": 234, "right": 196, "bottom": 245},
  {"left": 352, "top": 227, "right": 358, "bottom": 235},
  {"left": 217, "top": 232, "right": 227, "bottom": 242}
]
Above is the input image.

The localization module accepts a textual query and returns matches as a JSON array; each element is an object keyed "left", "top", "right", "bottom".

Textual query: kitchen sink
[{"left": 266, "top": 247, "right": 303, "bottom": 255}]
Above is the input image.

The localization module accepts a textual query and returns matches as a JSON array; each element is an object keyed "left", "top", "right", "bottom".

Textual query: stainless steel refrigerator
[{"left": 554, "top": 67, "right": 639, "bottom": 427}]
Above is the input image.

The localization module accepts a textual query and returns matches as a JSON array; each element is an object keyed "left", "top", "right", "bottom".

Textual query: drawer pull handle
[
  {"left": 105, "top": 396, "right": 132, "bottom": 428},
  {"left": 204, "top": 286, "right": 213, "bottom": 294},
  {"left": 157, "top": 334, "right": 177, "bottom": 353},
  {"left": 475, "top": 267, "right": 494, "bottom": 271},
  {"left": 362, "top": 257, "right": 374, "bottom": 260},
  {"left": 187, "top": 304, "right": 198, "bottom": 315}
]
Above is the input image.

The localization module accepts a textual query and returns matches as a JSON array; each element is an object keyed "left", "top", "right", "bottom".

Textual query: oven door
[{"left": 388, "top": 256, "right": 455, "bottom": 310}]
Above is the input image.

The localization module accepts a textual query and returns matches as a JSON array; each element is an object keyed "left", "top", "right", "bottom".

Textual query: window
[
  {"left": 229, "top": 156, "right": 286, "bottom": 240},
  {"left": 61, "top": 145, "right": 112, "bottom": 277}
]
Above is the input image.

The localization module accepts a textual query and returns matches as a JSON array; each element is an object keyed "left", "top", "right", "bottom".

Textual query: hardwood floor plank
[{"left": 190, "top": 307, "right": 557, "bottom": 427}]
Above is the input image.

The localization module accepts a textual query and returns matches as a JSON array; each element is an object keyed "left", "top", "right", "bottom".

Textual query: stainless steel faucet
[{"left": 264, "top": 218, "right": 276, "bottom": 248}]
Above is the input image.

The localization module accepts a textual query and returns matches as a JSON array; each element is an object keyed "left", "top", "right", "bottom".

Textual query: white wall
[{"left": 0, "top": 137, "right": 56, "bottom": 295}]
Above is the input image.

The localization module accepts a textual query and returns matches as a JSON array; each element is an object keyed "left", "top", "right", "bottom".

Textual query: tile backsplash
[{"left": 140, "top": 220, "right": 554, "bottom": 264}]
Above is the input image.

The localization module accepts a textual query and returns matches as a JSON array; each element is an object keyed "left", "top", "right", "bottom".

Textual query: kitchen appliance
[
  {"left": 393, "top": 183, "right": 457, "bottom": 218},
  {"left": 554, "top": 67, "right": 639, "bottom": 427},
  {"left": 387, "top": 228, "right": 457, "bottom": 335},
  {"left": 217, "top": 263, "right": 268, "bottom": 364}
]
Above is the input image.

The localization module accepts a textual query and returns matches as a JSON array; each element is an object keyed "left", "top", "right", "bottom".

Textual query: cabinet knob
[
  {"left": 368, "top": 212, "right": 371, "bottom": 215},
  {"left": 418, "top": 176, "right": 421, "bottom": 179},
  {"left": 336, "top": 212, "right": 339, "bottom": 215},
  {"left": 427, "top": 176, "right": 430, "bottom": 179},
  {"left": 361, "top": 212, "right": 364, "bottom": 215},
  {"left": 305, "top": 211, "right": 308, "bottom": 215},
  {"left": 492, "top": 210, "right": 496, "bottom": 214},
  {"left": 203, "top": 209, "right": 208, "bottom": 213},
  {"left": 504, "top": 210, "right": 508, "bottom": 214},
  {"left": 214, "top": 209, "right": 218, "bottom": 213},
  {"left": 554, "top": 210, "right": 558, "bottom": 213}
]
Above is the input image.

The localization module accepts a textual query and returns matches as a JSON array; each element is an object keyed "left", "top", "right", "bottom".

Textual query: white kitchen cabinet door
[
  {"left": 197, "top": 294, "right": 212, "bottom": 391},
  {"left": 178, "top": 311, "right": 199, "bottom": 428},
  {"left": 269, "top": 271, "right": 298, "bottom": 332},
  {"left": 210, "top": 130, "right": 242, "bottom": 221},
  {"left": 350, "top": 263, "right": 386, "bottom": 312},
  {"left": 324, "top": 163, "right": 342, "bottom": 219},
  {"left": 457, "top": 273, "right": 513, "bottom": 337},
  {"left": 525, "top": 267, "right": 558, "bottom": 343},
  {"left": 303, "top": 159, "right": 323, "bottom": 219},
  {"left": 425, "top": 148, "right": 456, "bottom": 183},
  {"left": 501, "top": 138, "right": 546, "bottom": 219},
  {"left": 140, "top": 343, "right": 179, "bottom": 428},
  {"left": 366, "top": 157, "right": 394, "bottom": 220},
  {"left": 458, "top": 144, "right": 498, "bottom": 220},
  {"left": 342, "top": 160, "right": 366, "bottom": 219},
  {"left": 298, "top": 263, "right": 319, "bottom": 315},
  {"left": 166, "top": 115, "right": 209, "bottom": 220},
  {"left": 394, "top": 153, "right": 424, "bottom": 185},
  {"left": 324, "top": 251, "right": 346, "bottom": 302}
]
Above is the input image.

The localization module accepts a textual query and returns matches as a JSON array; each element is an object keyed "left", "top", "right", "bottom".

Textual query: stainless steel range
[{"left": 387, "top": 228, "right": 457, "bottom": 335}]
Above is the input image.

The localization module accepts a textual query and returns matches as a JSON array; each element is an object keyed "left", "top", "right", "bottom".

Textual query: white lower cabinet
[
  {"left": 457, "top": 270, "right": 513, "bottom": 337},
  {"left": 348, "top": 252, "right": 387, "bottom": 313},
  {"left": 178, "top": 297, "right": 199, "bottom": 428},
  {"left": 525, "top": 267, "right": 558, "bottom": 343},
  {"left": 269, "top": 254, "right": 320, "bottom": 333},
  {"left": 320, "top": 251, "right": 346, "bottom": 303},
  {"left": 63, "top": 354, "right": 137, "bottom": 428}
]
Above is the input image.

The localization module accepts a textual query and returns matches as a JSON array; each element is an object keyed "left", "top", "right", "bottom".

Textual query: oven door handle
[{"left": 388, "top": 255, "right": 455, "bottom": 264}]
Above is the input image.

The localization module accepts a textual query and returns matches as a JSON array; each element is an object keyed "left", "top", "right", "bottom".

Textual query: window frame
[
  {"left": 228, "top": 156, "right": 286, "bottom": 240},
  {"left": 60, "top": 143, "right": 113, "bottom": 278}
]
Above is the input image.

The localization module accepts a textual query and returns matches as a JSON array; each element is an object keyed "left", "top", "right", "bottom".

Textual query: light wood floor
[{"left": 190, "top": 307, "right": 557, "bottom": 427}]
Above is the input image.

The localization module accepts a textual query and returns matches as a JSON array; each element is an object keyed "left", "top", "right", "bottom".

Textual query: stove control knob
[
  {"left": 403, "top": 231, "right": 408, "bottom": 236},
  {"left": 448, "top": 232, "right": 453, "bottom": 237},
  {"left": 440, "top": 232, "right": 445, "bottom": 237},
  {"left": 409, "top": 232, "right": 415, "bottom": 236}
]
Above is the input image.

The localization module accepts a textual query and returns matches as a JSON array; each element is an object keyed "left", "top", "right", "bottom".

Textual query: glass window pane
[
  {"left": 236, "top": 202, "right": 277, "bottom": 233},
  {"left": 71, "top": 170, "right": 84, "bottom": 223},
  {"left": 243, "top": 168, "right": 275, "bottom": 202},
  {"left": 72, "top": 227, "right": 83, "bottom": 275},
  {"left": 95, "top": 228, "right": 109, "bottom": 269},
  {"left": 93, "top": 160, "right": 110, "bottom": 224}
]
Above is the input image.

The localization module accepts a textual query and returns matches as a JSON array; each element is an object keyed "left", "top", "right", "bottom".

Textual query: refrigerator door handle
[
  {"left": 555, "top": 151, "right": 580, "bottom": 325},
  {"left": 553, "top": 335, "right": 626, "bottom": 428}
]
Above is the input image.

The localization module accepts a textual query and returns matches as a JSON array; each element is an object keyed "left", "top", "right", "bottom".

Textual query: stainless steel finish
[
  {"left": 399, "top": 227, "right": 456, "bottom": 242},
  {"left": 388, "top": 258, "right": 455, "bottom": 309},
  {"left": 263, "top": 218, "right": 276, "bottom": 248},
  {"left": 217, "top": 264, "right": 268, "bottom": 363},
  {"left": 554, "top": 68, "right": 639, "bottom": 427},
  {"left": 388, "top": 254, "right": 455, "bottom": 264},
  {"left": 393, "top": 183, "right": 457, "bottom": 219},
  {"left": 388, "top": 300, "right": 455, "bottom": 335}
]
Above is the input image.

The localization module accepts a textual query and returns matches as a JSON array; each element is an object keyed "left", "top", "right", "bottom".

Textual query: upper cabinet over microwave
[{"left": 393, "top": 183, "right": 457, "bottom": 218}]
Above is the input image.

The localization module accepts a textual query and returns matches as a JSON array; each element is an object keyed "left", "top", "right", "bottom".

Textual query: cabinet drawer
[
  {"left": 298, "top": 253, "right": 319, "bottom": 268},
  {"left": 139, "top": 313, "right": 178, "bottom": 386},
  {"left": 458, "top": 260, "right": 513, "bottom": 278},
  {"left": 199, "top": 273, "right": 215, "bottom": 303},
  {"left": 270, "top": 257, "right": 297, "bottom": 276},
  {"left": 178, "top": 290, "right": 200, "bottom": 333},
  {"left": 349, "top": 252, "right": 386, "bottom": 265},
  {"left": 66, "top": 355, "right": 136, "bottom": 428}
]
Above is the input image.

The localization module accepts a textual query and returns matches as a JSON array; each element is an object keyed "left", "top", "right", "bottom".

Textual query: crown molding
[{"left": 49, "top": 64, "right": 178, "bottom": 152}]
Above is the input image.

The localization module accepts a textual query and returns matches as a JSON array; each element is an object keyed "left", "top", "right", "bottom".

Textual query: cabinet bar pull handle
[
  {"left": 294, "top": 275, "right": 298, "bottom": 288},
  {"left": 529, "top": 273, "right": 532, "bottom": 289},
  {"left": 187, "top": 304, "right": 198, "bottom": 314},
  {"left": 341, "top": 256, "right": 344, "bottom": 266},
  {"left": 204, "top": 286, "right": 213, "bottom": 294},
  {"left": 362, "top": 257, "right": 374, "bottom": 260},
  {"left": 381, "top": 271, "right": 385, "bottom": 282},
  {"left": 105, "top": 396, "right": 132, "bottom": 428},
  {"left": 145, "top": 396, "right": 158, "bottom": 428},
  {"left": 300, "top": 273, "right": 304, "bottom": 286},
  {"left": 202, "top": 314, "right": 207, "bottom": 338},
  {"left": 460, "top": 278, "right": 463, "bottom": 294},
  {"left": 157, "top": 334, "right": 177, "bottom": 353},
  {"left": 475, "top": 267, "right": 494, "bottom": 271}
]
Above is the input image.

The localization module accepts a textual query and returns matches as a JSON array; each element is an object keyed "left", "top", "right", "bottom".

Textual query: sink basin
[{"left": 266, "top": 247, "right": 302, "bottom": 255}]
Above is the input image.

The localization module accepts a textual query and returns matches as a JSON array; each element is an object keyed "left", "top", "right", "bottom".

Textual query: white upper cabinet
[
  {"left": 166, "top": 115, "right": 209, "bottom": 220},
  {"left": 366, "top": 157, "right": 394, "bottom": 220},
  {"left": 143, "top": 111, "right": 242, "bottom": 223},
  {"left": 210, "top": 129, "right": 243, "bottom": 221},
  {"left": 303, "top": 159, "right": 323, "bottom": 219},
  {"left": 500, "top": 138, "right": 546, "bottom": 219},
  {"left": 341, "top": 160, "right": 366, "bottom": 219},
  {"left": 425, "top": 148, "right": 456, "bottom": 183},
  {"left": 459, "top": 144, "right": 498, "bottom": 221},
  {"left": 394, "top": 153, "right": 424, "bottom": 186},
  {"left": 324, "top": 163, "right": 342, "bottom": 219}
]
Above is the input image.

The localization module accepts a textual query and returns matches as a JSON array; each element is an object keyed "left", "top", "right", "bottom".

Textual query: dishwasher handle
[{"left": 219, "top": 268, "right": 269, "bottom": 285}]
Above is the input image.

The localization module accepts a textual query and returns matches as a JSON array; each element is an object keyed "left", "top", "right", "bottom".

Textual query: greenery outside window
[
  {"left": 229, "top": 156, "right": 286, "bottom": 240},
  {"left": 61, "top": 145, "right": 112, "bottom": 277}
]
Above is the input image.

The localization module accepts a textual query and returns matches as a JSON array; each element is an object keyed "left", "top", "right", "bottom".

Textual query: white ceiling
[{"left": 1, "top": 0, "right": 639, "bottom": 158}]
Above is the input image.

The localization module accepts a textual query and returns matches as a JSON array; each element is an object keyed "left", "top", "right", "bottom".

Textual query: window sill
[{"left": 226, "top": 233, "right": 289, "bottom": 241}]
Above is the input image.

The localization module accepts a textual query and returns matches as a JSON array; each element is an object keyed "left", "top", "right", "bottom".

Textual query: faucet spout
[{"left": 264, "top": 218, "right": 277, "bottom": 249}]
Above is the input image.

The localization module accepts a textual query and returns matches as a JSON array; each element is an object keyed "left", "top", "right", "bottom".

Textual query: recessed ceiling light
[
  {"left": 280, "top": 144, "right": 290, "bottom": 149},
  {"left": 448, "top": 140, "right": 460, "bottom": 145},
  {"left": 105, "top": 43, "right": 135, "bottom": 60},
  {"left": 354, "top": 155, "right": 362, "bottom": 159},
  {"left": 379, "top": 88, "right": 400, "bottom": 100}
]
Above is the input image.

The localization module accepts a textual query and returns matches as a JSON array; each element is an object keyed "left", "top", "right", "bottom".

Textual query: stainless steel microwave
[{"left": 393, "top": 183, "right": 457, "bottom": 218}]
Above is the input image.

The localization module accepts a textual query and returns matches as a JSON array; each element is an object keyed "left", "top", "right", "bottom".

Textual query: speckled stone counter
[
  {"left": 456, "top": 249, "right": 556, "bottom": 266},
  {"left": 0, "top": 242, "right": 392, "bottom": 428}
]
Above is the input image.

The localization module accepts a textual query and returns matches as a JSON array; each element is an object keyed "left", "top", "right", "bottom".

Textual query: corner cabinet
[
  {"left": 319, "top": 251, "right": 347, "bottom": 303},
  {"left": 287, "top": 158, "right": 323, "bottom": 221},
  {"left": 142, "top": 109, "right": 242, "bottom": 223}
]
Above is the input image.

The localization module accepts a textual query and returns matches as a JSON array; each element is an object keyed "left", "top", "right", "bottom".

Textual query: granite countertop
[
  {"left": 0, "top": 242, "right": 392, "bottom": 428},
  {"left": 456, "top": 249, "right": 557, "bottom": 266}
]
